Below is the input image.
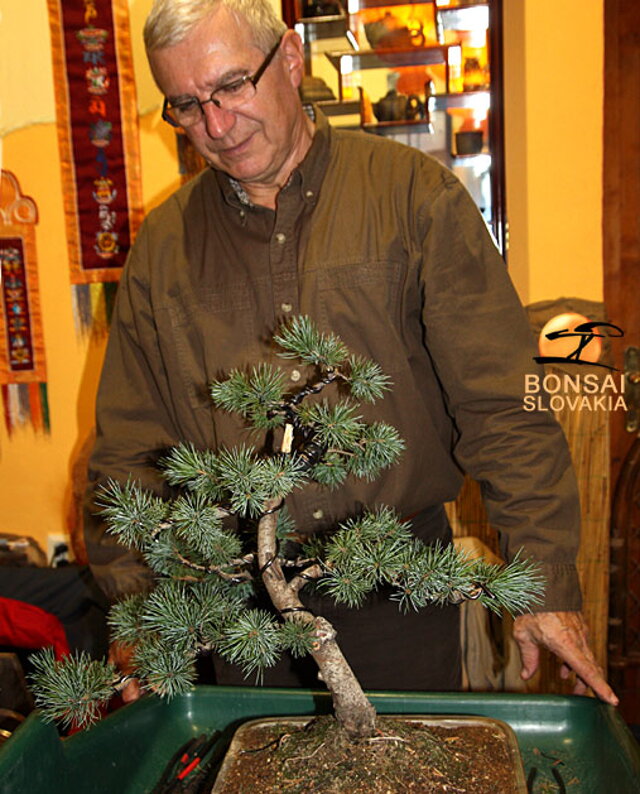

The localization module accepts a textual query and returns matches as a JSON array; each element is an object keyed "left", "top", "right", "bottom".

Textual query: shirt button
[
  {"left": 281, "top": 302, "right": 293, "bottom": 313},
  {"left": 312, "top": 509, "right": 324, "bottom": 520},
  {"left": 290, "top": 369, "right": 302, "bottom": 382},
  {"left": 275, "top": 232, "right": 286, "bottom": 244}
]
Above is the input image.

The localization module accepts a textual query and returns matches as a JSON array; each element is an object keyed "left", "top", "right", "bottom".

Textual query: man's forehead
[
  {"left": 183, "top": 4, "right": 255, "bottom": 57},
  {"left": 150, "top": 11, "right": 261, "bottom": 95},
  {"left": 155, "top": 7, "right": 233, "bottom": 49},
  {"left": 199, "top": 36, "right": 258, "bottom": 65}
]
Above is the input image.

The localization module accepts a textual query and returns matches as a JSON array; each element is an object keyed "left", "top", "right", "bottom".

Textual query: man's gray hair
[{"left": 144, "top": 0, "right": 287, "bottom": 54}]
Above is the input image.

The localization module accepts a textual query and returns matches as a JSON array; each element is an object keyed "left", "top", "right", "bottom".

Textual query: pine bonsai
[{"left": 31, "top": 316, "right": 543, "bottom": 739}]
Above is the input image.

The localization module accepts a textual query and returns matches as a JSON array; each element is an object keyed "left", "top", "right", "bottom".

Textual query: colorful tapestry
[
  {"left": 0, "top": 171, "right": 50, "bottom": 434},
  {"left": 48, "top": 0, "right": 143, "bottom": 332}
]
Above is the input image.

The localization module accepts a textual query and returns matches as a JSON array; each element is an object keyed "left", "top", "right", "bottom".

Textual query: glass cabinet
[{"left": 283, "top": 0, "right": 506, "bottom": 253}]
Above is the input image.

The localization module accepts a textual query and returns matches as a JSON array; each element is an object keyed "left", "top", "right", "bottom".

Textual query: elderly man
[{"left": 85, "top": 0, "right": 617, "bottom": 704}]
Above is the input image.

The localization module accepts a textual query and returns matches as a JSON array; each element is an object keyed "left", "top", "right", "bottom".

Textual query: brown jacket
[{"left": 85, "top": 112, "right": 582, "bottom": 610}]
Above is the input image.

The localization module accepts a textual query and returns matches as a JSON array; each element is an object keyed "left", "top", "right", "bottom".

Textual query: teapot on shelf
[
  {"left": 373, "top": 90, "right": 425, "bottom": 122},
  {"left": 372, "top": 73, "right": 427, "bottom": 124},
  {"left": 364, "top": 11, "right": 425, "bottom": 50}
]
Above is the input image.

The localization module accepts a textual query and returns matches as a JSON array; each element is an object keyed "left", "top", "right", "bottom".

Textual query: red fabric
[{"left": 0, "top": 596, "right": 69, "bottom": 659}]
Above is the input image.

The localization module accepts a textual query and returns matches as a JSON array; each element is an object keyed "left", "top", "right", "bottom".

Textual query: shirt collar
[
  {"left": 296, "top": 105, "right": 331, "bottom": 206},
  {"left": 213, "top": 105, "right": 332, "bottom": 210}
]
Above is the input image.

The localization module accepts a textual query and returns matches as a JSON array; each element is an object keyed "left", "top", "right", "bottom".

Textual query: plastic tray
[{"left": 1, "top": 687, "right": 639, "bottom": 793}]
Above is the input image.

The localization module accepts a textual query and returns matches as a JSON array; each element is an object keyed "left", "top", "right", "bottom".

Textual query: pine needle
[
  {"left": 30, "top": 649, "right": 115, "bottom": 730},
  {"left": 274, "top": 315, "right": 348, "bottom": 368}
]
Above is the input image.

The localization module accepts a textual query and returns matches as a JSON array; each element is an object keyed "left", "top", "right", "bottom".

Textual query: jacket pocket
[
  {"left": 165, "top": 285, "right": 260, "bottom": 412},
  {"left": 313, "top": 260, "right": 409, "bottom": 376}
]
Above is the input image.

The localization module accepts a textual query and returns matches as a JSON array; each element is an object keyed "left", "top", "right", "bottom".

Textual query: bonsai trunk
[{"left": 257, "top": 503, "right": 377, "bottom": 740}]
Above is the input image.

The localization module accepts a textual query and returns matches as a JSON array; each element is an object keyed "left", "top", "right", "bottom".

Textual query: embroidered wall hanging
[
  {"left": 0, "top": 171, "right": 50, "bottom": 434},
  {"left": 48, "top": 0, "right": 143, "bottom": 334}
]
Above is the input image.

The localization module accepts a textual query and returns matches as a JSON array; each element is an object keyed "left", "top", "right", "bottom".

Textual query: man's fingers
[
  {"left": 121, "top": 678, "right": 142, "bottom": 703},
  {"left": 574, "top": 664, "right": 618, "bottom": 705},
  {"left": 544, "top": 622, "right": 617, "bottom": 704},
  {"left": 108, "top": 640, "right": 135, "bottom": 672},
  {"left": 571, "top": 677, "right": 588, "bottom": 696},
  {"left": 513, "top": 611, "right": 619, "bottom": 706},
  {"left": 559, "top": 662, "right": 588, "bottom": 695},
  {"left": 108, "top": 640, "right": 143, "bottom": 704},
  {"left": 512, "top": 630, "right": 540, "bottom": 681}
]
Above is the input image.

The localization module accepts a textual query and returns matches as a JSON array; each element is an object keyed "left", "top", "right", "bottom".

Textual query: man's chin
[
  {"left": 212, "top": 157, "right": 269, "bottom": 187},
  {"left": 206, "top": 135, "right": 260, "bottom": 171}
]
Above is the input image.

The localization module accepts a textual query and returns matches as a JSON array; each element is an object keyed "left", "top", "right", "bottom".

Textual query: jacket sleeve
[
  {"left": 417, "top": 169, "right": 582, "bottom": 612},
  {"left": 84, "top": 222, "right": 180, "bottom": 601}
]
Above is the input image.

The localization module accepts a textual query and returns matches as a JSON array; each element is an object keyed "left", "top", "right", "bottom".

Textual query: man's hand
[
  {"left": 108, "top": 641, "right": 142, "bottom": 703},
  {"left": 512, "top": 610, "right": 618, "bottom": 705}
]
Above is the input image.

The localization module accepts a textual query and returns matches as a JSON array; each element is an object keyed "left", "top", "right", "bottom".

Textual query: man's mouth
[{"left": 215, "top": 132, "right": 256, "bottom": 158}]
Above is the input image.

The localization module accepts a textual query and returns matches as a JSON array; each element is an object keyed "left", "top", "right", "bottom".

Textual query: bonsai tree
[{"left": 31, "top": 316, "right": 543, "bottom": 739}]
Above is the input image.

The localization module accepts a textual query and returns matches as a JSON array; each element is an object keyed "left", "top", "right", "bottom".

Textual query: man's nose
[{"left": 202, "top": 101, "right": 236, "bottom": 139}]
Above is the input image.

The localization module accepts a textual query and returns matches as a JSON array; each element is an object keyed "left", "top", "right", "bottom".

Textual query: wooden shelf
[
  {"left": 355, "top": 0, "right": 432, "bottom": 7},
  {"left": 318, "top": 91, "right": 489, "bottom": 112},
  {"left": 314, "top": 91, "right": 490, "bottom": 122},
  {"left": 296, "top": 12, "right": 350, "bottom": 42},
  {"left": 435, "top": 2, "right": 488, "bottom": 10},
  {"left": 432, "top": 90, "right": 489, "bottom": 110},
  {"left": 316, "top": 99, "right": 361, "bottom": 116},
  {"left": 363, "top": 118, "right": 435, "bottom": 134},
  {"left": 451, "top": 151, "right": 491, "bottom": 161},
  {"left": 326, "top": 43, "right": 452, "bottom": 71}
]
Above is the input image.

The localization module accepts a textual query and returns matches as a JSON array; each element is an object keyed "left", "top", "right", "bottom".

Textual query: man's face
[{"left": 149, "top": 7, "right": 306, "bottom": 189}]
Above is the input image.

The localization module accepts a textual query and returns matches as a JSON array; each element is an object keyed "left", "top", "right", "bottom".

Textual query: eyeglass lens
[{"left": 163, "top": 36, "right": 282, "bottom": 128}]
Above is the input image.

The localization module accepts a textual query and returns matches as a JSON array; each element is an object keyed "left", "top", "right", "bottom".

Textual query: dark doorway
[{"left": 603, "top": 0, "right": 640, "bottom": 725}]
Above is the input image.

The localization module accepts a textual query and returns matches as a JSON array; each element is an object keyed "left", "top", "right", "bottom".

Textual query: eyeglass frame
[{"left": 161, "top": 35, "right": 283, "bottom": 128}]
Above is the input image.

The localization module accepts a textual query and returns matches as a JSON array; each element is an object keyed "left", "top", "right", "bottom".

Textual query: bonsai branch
[
  {"left": 257, "top": 501, "right": 376, "bottom": 740},
  {"left": 280, "top": 556, "right": 318, "bottom": 569},
  {"left": 287, "top": 369, "right": 342, "bottom": 408},
  {"left": 289, "top": 564, "right": 325, "bottom": 595},
  {"left": 174, "top": 551, "right": 253, "bottom": 583}
]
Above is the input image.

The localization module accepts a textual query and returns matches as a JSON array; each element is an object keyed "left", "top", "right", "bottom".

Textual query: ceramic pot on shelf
[{"left": 373, "top": 89, "right": 408, "bottom": 122}]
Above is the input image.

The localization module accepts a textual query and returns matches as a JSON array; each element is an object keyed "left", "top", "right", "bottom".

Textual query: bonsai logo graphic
[
  {"left": 534, "top": 312, "right": 624, "bottom": 370},
  {"left": 524, "top": 312, "right": 627, "bottom": 413}
]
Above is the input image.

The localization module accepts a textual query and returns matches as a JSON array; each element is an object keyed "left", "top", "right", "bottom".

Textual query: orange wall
[
  {"left": 0, "top": 0, "right": 180, "bottom": 554},
  {"left": 1, "top": 124, "right": 102, "bottom": 548},
  {"left": 0, "top": 0, "right": 604, "bottom": 554},
  {"left": 504, "top": 0, "right": 604, "bottom": 304}
]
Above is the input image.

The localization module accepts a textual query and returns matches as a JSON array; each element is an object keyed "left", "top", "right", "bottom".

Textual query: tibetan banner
[
  {"left": 0, "top": 171, "right": 50, "bottom": 434},
  {"left": 48, "top": 0, "right": 143, "bottom": 329}
]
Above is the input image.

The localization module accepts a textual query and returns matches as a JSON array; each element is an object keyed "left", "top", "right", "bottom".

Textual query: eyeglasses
[{"left": 162, "top": 36, "right": 283, "bottom": 128}]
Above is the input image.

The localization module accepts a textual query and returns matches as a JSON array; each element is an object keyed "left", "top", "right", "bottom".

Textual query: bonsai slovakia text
[{"left": 523, "top": 373, "right": 627, "bottom": 412}]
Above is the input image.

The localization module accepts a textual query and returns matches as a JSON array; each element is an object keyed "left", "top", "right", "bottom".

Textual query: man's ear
[{"left": 279, "top": 29, "right": 306, "bottom": 89}]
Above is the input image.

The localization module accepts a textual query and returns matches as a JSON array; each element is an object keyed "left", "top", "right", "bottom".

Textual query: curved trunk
[{"left": 257, "top": 507, "right": 377, "bottom": 740}]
